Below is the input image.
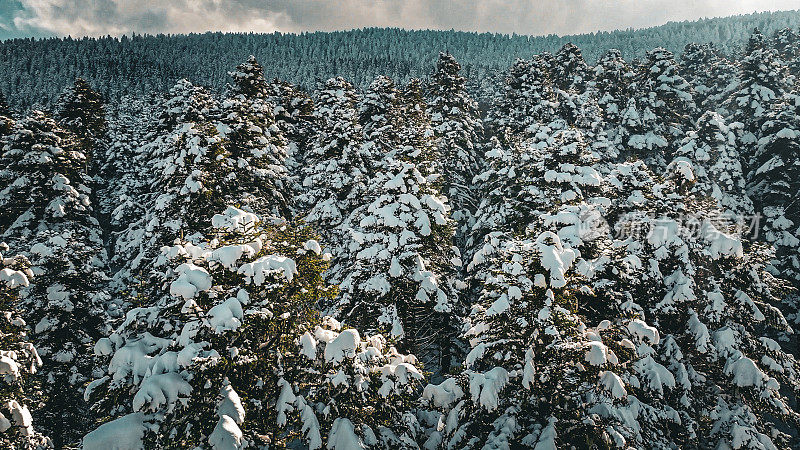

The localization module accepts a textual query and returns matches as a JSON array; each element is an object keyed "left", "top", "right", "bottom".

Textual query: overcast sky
[{"left": 1, "top": 1, "right": 799, "bottom": 40}]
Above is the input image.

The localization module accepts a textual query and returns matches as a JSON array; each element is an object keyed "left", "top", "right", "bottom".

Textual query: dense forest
[
  {"left": 1, "top": 14, "right": 800, "bottom": 450},
  {"left": 1, "top": 10, "right": 800, "bottom": 110}
]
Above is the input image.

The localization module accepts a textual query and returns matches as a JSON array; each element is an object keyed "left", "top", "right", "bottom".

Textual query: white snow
[
  {"left": 209, "top": 415, "right": 244, "bottom": 450},
  {"left": 599, "top": 371, "right": 627, "bottom": 398},
  {"left": 211, "top": 206, "right": 259, "bottom": 232},
  {"left": 238, "top": 255, "right": 298, "bottom": 284},
  {"left": 82, "top": 413, "right": 147, "bottom": 450},
  {"left": 327, "top": 418, "right": 365, "bottom": 450},
  {"left": 169, "top": 263, "right": 212, "bottom": 300},
  {"left": 468, "top": 367, "right": 509, "bottom": 412},
  {"left": 324, "top": 329, "right": 360, "bottom": 363},
  {"left": 132, "top": 372, "right": 192, "bottom": 412}
]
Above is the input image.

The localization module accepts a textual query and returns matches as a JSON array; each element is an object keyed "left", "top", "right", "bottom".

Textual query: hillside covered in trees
[
  {"left": 1, "top": 9, "right": 800, "bottom": 110},
  {"left": 1, "top": 17, "right": 800, "bottom": 450}
]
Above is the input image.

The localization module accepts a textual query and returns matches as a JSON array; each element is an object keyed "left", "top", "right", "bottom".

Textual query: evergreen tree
[
  {"left": 673, "top": 111, "right": 753, "bottom": 217},
  {"left": 54, "top": 78, "right": 107, "bottom": 161},
  {"left": 747, "top": 94, "right": 800, "bottom": 285},
  {"left": 0, "top": 112, "right": 112, "bottom": 446},
  {"left": 0, "top": 94, "right": 14, "bottom": 161},
  {"left": 85, "top": 208, "right": 424, "bottom": 449},
  {"left": 772, "top": 27, "right": 800, "bottom": 77},
  {"left": 300, "top": 77, "right": 366, "bottom": 286},
  {"left": 552, "top": 43, "right": 591, "bottom": 92},
  {"left": 628, "top": 47, "right": 696, "bottom": 167},
  {"left": 724, "top": 28, "right": 788, "bottom": 146},
  {"left": 358, "top": 75, "right": 400, "bottom": 164},
  {"left": 594, "top": 49, "right": 633, "bottom": 128},
  {"left": 680, "top": 42, "right": 738, "bottom": 111},
  {"left": 220, "top": 57, "right": 291, "bottom": 217},
  {"left": 0, "top": 91, "right": 10, "bottom": 119},
  {"left": 600, "top": 158, "right": 800, "bottom": 448},
  {"left": 111, "top": 80, "right": 226, "bottom": 288},
  {"left": 485, "top": 55, "right": 556, "bottom": 142},
  {"left": 470, "top": 124, "right": 602, "bottom": 251},
  {"left": 337, "top": 76, "right": 461, "bottom": 371},
  {"left": 426, "top": 126, "right": 660, "bottom": 448},
  {"left": 266, "top": 78, "right": 315, "bottom": 157},
  {"left": 0, "top": 248, "right": 50, "bottom": 449},
  {"left": 96, "top": 95, "right": 159, "bottom": 272},
  {"left": 428, "top": 53, "right": 484, "bottom": 250}
]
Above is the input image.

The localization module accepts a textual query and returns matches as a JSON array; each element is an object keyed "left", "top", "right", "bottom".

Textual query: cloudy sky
[{"left": 1, "top": 0, "right": 798, "bottom": 40}]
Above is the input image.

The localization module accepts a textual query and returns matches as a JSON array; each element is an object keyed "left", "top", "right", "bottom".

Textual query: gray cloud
[{"left": 9, "top": 0, "right": 800, "bottom": 38}]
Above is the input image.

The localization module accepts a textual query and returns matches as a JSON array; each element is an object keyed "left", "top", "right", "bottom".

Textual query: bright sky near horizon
[{"left": 1, "top": 0, "right": 798, "bottom": 40}]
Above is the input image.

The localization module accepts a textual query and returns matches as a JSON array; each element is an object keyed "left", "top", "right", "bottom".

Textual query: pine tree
[
  {"left": 300, "top": 77, "right": 366, "bottom": 285},
  {"left": 599, "top": 157, "right": 800, "bottom": 447},
  {"left": 673, "top": 111, "right": 753, "bottom": 217},
  {"left": 0, "top": 248, "right": 50, "bottom": 448},
  {"left": 594, "top": 49, "right": 633, "bottom": 128},
  {"left": 747, "top": 94, "right": 800, "bottom": 285},
  {"left": 553, "top": 43, "right": 591, "bottom": 93},
  {"left": 428, "top": 53, "right": 484, "bottom": 250},
  {"left": 358, "top": 75, "right": 400, "bottom": 165},
  {"left": 724, "top": 28, "right": 788, "bottom": 145},
  {"left": 772, "top": 27, "right": 800, "bottom": 77},
  {"left": 0, "top": 91, "right": 11, "bottom": 120},
  {"left": 485, "top": 55, "right": 556, "bottom": 142},
  {"left": 266, "top": 78, "right": 314, "bottom": 159},
  {"left": 111, "top": 80, "right": 226, "bottom": 288},
  {"left": 628, "top": 47, "right": 696, "bottom": 167},
  {"left": 426, "top": 127, "right": 664, "bottom": 448},
  {"left": 96, "top": 95, "right": 158, "bottom": 270},
  {"left": 0, "top": 93, "right": 13, "bottom": 164},
  {"left": 680, "top": 42, "right": 738, "bottom": 112},
  {"left": 54, "top": 78, "right": 107, "bottom": 161},
  {"left": 0, "top": 112, "right": 112, "bottom": 446},
  {"left": 337, "top": 76, "right": 461, "bottom": 371},
  {"left": 470, "top": 124, "right": 602, "bottom": 252},
  {"left": 220, "top": 57, "right": 291, "bottom": 217},
  {"left": 84, "top": 208, "right": 424, "bottom": 449}
]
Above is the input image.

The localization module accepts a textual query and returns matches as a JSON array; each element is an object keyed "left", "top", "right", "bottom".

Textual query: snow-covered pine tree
[
  {"left": 0, "top": 94, "right": 13, "bottom": 156},
  {"left": 336, "top": 75, "right": 461, "bottom": 372},
  {"left": 0, "top": 247, "right": 50, "bottom": 449},
  {"left": 398, "top": 78, "right": 437, "bottom": 175},
  {"left": 747, "top": 93, "right": 800, "bottom": 285},
  {"left": 266, "top": 78, "right": 314, "bottom": 176},
  {"left": 600, "top": 156, "right": 800, "bottom": 448},
  {"left": 84, "top": 208, "right": 424, "bottom": 449},
  {"left": 267, "top": 79, "right": 314, "bottom": 148},
  {"left": 680, "top": 42, "right": 738, "bottom": 112},
  {"left": 54, "top": 78, "right": 107, "bottom": 163},
  {"left": 220, "top": 57, "right": 292, "bottom": 217},
  {"left": 0, "top": 91, "right": 11, "bottom": 120},
  {"left": 724, "top": 28, "right": 788, "bottom": 150},
  {"left": 111, "top": 79, "right": 226, "bottom": 289},
  {"left": 0, "top": 111, "right": 112, "bottom": 446},
  {"left": 553, "top": 43, "right": 591, "bottom": 93},
  {"left": 627, "top": 47, "right": 696, "bottom": 168},
  {"left": 673, "top": 111, "right": 753, "bottom": 217},
  {"left": 552, "top": 43, "right": 594, "bottom": 126},
  {"left": 424, "top": 126, "right": 671, "bottom": 448},
  {"left": 96, "top": 95, "right": 158, "bottom": 270},
  {"left": 594, "top": 49, "right": 633, "bottom": 130},
  {"left": 485, "top": 54, "right": 556, "bottom": 143},
  {"left": 772, "top": 27, "right": 800, "bottom": 78},
  {"left": 428, "top": 53, "right": 484, "bottom": 250},
  {"left": 357, "top": 75, "right": 399, "bottom": 164},
  {"left": 470, "top": 122, "right": 602, "bottom": 254},
  {"left": 300, "top": 77, "right": 366, "bottom": 285}
]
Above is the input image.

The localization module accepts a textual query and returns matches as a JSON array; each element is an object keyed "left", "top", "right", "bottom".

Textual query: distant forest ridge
[{"left": 1, "top": 9, "right": 799, "bottom": 108}]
